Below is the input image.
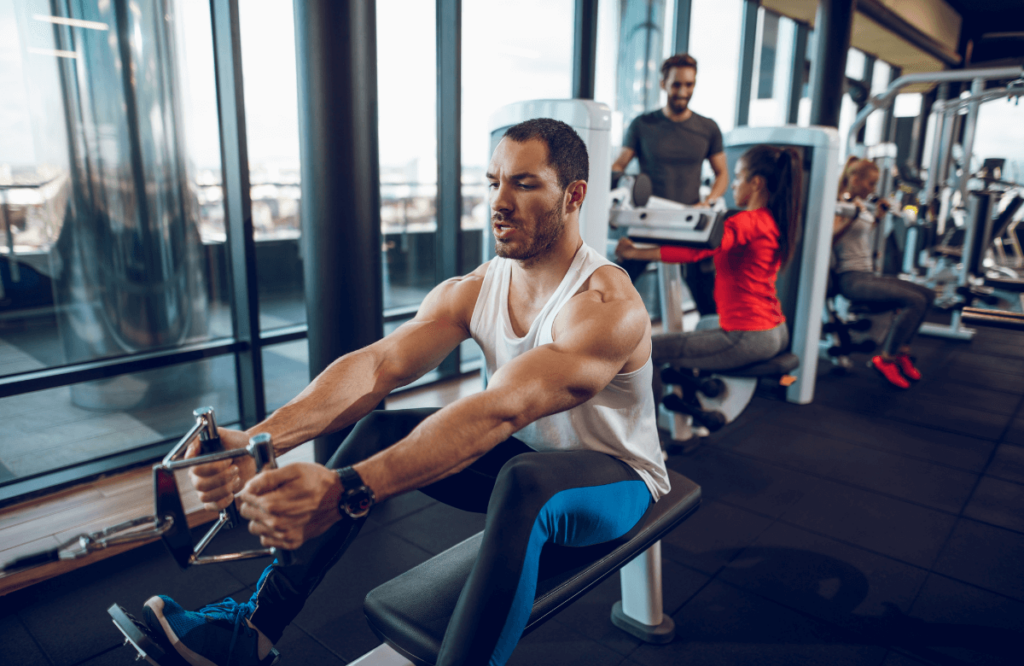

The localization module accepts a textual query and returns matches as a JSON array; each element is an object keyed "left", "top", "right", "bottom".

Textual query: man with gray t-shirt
[{"left": 612, "top": 53, "right": 728, "bottom": 314}]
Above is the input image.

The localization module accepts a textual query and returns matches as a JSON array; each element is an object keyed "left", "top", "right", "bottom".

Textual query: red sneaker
[
  {"left": 872, "top": 356, "right": 910, "bottom": 389},
  {"left": 894, "top": 353, "right": 921, "bottom": 381}
]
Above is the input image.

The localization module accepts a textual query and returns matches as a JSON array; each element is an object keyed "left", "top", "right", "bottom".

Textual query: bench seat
[{"left": 363, "top": 469, "right": 701, "bottom": 666}]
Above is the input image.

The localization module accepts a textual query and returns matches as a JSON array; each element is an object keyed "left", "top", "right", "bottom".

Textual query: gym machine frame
[{"left": 846, "top": 65, "right": 1024, "bottom": 341}]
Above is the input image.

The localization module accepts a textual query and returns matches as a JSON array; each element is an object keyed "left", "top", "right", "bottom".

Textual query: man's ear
[{"left": 565, "top": 180, "right": 588, "bottom": 213}]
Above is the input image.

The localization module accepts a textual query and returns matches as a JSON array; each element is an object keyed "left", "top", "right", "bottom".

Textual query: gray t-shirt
[
  {"left": 623, "top": 110, "right": 724, "bottom": 205},
  {"left": 833, "top": 208, "right": 875, "bottom": 274}
]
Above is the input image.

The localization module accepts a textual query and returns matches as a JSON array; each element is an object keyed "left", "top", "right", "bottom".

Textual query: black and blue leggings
[{"left": 247, "top": 408, "right": 652, "bottom": 666}]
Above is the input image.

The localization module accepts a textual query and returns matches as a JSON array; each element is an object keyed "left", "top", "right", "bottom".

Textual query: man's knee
[{"left": 493, "top": 455, "right": 549, "bottom": 496}]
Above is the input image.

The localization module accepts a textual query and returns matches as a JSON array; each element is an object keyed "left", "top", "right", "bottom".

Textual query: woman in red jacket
[{"left": 616, "top": 144, "right": 802, "bottom": 387}]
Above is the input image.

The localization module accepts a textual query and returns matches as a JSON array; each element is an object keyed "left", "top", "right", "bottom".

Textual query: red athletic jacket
[{"left": 659, "top": 208, "right": 785, "bottom": 331}]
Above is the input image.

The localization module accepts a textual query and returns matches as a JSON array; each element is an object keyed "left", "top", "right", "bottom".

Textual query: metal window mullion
[
  {"left": 673, "top": 0, "right": 692, "bottom": 55},
  {"left": 436, "top": 0, "right": 461, "bottom": 378},
  {"left": 882, "top": 66, "right": 901, "bottom": 144},
  {"left": 210, "top": 0, "right": 265, "bottom": 428},
  {"left": 0, "top": 340, "right": 244, "bottom": 399},
  {"left": 856, "top": 54, "right": 876, "bottom": 143},
  {"left": 572, "top": 0, "right": 598, "bottom": 99},
  {"left": 735, "top": 0, "right": 759, "bottom": 128},
  {"left": 785, "top": 21, "right": 808, "bottom": 124}
]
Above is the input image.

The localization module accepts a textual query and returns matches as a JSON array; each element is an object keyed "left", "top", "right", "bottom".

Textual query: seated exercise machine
[
  {"left": 821, "top": 199, "right": 908, "bottom": 371},
  {"left": 361, "top": 468, "right": 700, "bottom": 665},
  {"left": 611, "top": 126, "right": 839, "bottom": 444},
  {"left": 2, "top": 399, "right": 703, "bottom": 665},
  {"left": 609, "top": 184, "right": 799, "bottom": 439},
  {"left": 846, "top": 65, "right": 1024, "bottom": 341}
]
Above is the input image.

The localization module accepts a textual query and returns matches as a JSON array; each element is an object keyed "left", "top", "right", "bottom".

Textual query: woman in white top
[{"left": 833, "top": 157, "right": 935, "bottom": 389}]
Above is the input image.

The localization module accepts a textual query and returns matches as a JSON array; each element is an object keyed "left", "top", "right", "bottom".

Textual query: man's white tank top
[{"left": 469, "top": 243, "right": 671, "bottom": 501}]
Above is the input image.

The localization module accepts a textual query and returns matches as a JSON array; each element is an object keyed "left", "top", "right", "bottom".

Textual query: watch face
[{"left": 345, "top": 488, "right": 373, "bottom": 518}]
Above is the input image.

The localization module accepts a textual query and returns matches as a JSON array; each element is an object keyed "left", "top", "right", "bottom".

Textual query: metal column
[
  {"left": 957, "top": 77, "right": 986, "bottom": 201},
  {"left": 809, "top": 0, "right": 856, "bottom": 127},
  {"left": 293, "top": 0, "right": 384, "bottom": 462},
  {"left": 573, "top": 0, "right": 599, "bottom": 99},
  {"left": 436, "top": 0, "right": 462, "bottom": 377},
  {"left": 734, "top": 0, "right": 759, "bottom": 128},
  {"left": 785, "top": 22, "right": 808, "bottom": 124},
  {"left": 673, "top": 0, "right": 692, "bottom": 55},
  {"left": 211, "top": 0, "right": 265, "bottom": 428}
]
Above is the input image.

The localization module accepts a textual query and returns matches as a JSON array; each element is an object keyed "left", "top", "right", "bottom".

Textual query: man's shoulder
[
  {"left": 686, "top": 110, "right": 722, "bottom": 133},
  {"left": 571, "top": 264, "right": 647, "bottom": 314},
  {"left": 424, "top": 263, "right": 488, "bottom": 319},
  {"left": 631, "top": 110, "right": 668, "bottom": 129}
]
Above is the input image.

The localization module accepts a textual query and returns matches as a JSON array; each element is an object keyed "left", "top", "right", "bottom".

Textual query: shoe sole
[{"left": 144, "top": 596, "right": 221, "bottom": 666}]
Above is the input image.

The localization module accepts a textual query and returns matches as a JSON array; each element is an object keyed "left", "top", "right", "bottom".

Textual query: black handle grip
[{"left": 200, "top": 436, "right": 243, "bottom": 529}]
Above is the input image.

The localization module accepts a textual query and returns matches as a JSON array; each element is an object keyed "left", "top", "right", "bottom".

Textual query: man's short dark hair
[
  {"left": 502, "top": 118, "right": 589, "bottom": 190},
  {"left": 661, "top": 53, "right": 698, "bottom": 80}
]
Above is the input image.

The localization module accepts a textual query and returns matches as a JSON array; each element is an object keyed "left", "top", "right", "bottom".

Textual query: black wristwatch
[{"left": 336, "top": 466, "right": 376, "bottom": 519}]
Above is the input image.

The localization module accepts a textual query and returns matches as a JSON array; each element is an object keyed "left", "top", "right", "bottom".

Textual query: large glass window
[
  {"left": 1, "top": 0, "right": 231, "bottom": 372},
  {"left": 378, "top": 0, "right": 437, "bottom": 313},
  {"left": 864, "top": 59, "right": 893, "bottom": 146},
  {"left": 748, "top": 9, "right": 798, "bottom": 127},
  {"left": 0, "top": 0, "right": 238, "bottom": 492},
  {"left": 237, "top": 0, "right": 304, "bottom": 331},
  {"left": 462, "top": 0, "right": 575, "bottom": 240},
  {"left": 688, "top": 0, "right": 744, "bottom": 136},
  {"left": 838, "top": 48, "right": 869, "bottom": 160}
]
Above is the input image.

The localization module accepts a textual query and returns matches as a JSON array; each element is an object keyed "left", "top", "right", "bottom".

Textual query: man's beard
[
  {"left": 493, "top": 198, "right": 565, "bottom": 262},
  {"left": 668, "top": 97, "right": 690, "bottom": 114}
]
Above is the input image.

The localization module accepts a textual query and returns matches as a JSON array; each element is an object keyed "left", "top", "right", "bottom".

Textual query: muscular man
[
  {"left": 612, "top": 53, "right": 729, "bottom": 315},
  {"left": 141, "top": 119, "right": 669, "bottom": 666}
]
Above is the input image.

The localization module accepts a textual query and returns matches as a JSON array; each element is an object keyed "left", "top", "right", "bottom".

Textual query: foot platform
[{"left": 108, "top": 604, "right": 187, "bottom": 666}]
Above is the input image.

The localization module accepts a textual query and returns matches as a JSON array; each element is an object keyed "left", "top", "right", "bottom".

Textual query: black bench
[{"left": 363, "top": 469, "right": 701, "bottom": 666}]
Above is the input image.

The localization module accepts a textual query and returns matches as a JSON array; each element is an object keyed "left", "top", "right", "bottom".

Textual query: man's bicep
[
  {"left": 501, "top": 296, "right": 643, "bottom": 395},
  {"left": 484, "top": 344, "right": 615, "bottom": 426}
]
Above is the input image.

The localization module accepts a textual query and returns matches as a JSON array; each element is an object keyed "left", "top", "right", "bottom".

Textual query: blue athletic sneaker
[{"left": 143, "top": 595, "right": 278, "bottom": 666}]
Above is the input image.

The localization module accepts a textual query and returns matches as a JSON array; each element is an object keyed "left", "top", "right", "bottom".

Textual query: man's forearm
[
  {"left": 707, "top": 173, "right": 728, "bottom": 203},
  {"left": 249, "top": 348, "right": 394, "bottom": 455}
]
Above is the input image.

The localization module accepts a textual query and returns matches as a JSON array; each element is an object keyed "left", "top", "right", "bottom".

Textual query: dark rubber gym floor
[{"left": 3, "top": 324, "right": 1023, "bottom": 666}]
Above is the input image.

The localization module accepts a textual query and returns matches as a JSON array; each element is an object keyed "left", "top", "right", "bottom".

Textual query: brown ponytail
[{"left": 741, "top": 145, "right": 803, "bottom": 267}]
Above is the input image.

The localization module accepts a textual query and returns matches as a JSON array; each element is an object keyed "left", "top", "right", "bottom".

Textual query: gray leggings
[
  {"left": 651, "top": 320, "right": 789, "bottom": 400},
  {"left": 836, "top": 271, "right": 935, "bottom": 356}
]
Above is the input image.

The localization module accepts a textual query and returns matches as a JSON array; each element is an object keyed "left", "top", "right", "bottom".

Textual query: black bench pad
[
  {"left": 682, "top": 352, "right": 800, "bottom": 377},
  {"left": 363, "top": 469, "right": 701, "bottom": 666}
]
